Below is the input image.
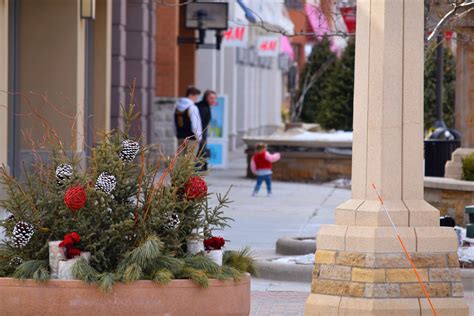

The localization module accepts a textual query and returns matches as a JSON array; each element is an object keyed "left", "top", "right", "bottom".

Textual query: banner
[
  {"left": 257, "top": 36, "right": 280, "bottom": 57},
  {"left": 222, "top": 23, "right": 248, "bottom": 48}
]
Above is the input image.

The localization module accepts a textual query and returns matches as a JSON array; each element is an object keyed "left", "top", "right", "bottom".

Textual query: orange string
[{"left": 396, "top": 235, "right": 437, "bottom": 316}]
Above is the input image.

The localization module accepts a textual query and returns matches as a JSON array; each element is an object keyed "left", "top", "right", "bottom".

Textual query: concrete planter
[{"left": 0, "top": 275, "right": 250, "bottom": 315}]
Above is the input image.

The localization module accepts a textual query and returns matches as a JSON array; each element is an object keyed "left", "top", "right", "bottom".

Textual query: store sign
[
  {"left": 340, "top": 6, "right": 356, "bottom": 34},
  {"left": 257, "top": 36, "right": 280, "bottom": 57},
  {"left": 237, "top": 47, "right": 273, "bottom": 69},
  {"left": 222, "top": 24, "right": 248, "bottom": 48}
]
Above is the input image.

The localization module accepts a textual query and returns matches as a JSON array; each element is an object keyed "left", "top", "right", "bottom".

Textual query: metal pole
[{"left": 435, "top": 32, "right": 446, "bottom": 128}]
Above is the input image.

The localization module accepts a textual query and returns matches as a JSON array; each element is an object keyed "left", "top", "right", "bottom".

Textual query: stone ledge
[
  {"left": 306, "top": 296, "right": 468, "bottom": 315},
  {"left": 424, "top": 176, "right": 474, "bottom": 192}
]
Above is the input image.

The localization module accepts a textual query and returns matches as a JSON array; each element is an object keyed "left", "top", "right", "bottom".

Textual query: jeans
[{"left": 254, "top": 174, "right": 272, "bottom": 194}]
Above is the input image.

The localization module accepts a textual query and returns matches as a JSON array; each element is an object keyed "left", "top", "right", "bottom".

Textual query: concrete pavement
[{"left": 206, "top": 150, "right": 474, "bottom": 315}]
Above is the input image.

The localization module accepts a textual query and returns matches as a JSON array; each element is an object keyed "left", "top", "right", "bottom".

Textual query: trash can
[{"left": 424, "top": 128, "right": 461, "bottom": 177}]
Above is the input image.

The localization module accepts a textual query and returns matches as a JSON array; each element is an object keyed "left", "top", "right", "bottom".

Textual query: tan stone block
[
  {"left": 416, "top": 227, "right": 458, "bottom": 253},
  {"left": 404, "top": 199, "right": 440, "bottom": 227},
  {"left": 352, "top": 268, "right": 385, "bottom": 283},
  {"left": 429, "top": 268, "right": 462, "bottom": 282},
  {"left": 411, "top": 253, "right": 447, "bottom": 268},
  {"left": 420, "top": 298, "right": 469, "bottom": 315},
  {"left": 305, "top": 294, "right": 341, "bottom": 316},
  {"left": 365, "top": 283, "right": 400, "bottom": 298},
  {"left": 319, "top": 265, "right": 352, "bottom": 281},
  {"left": 339, "top": 297, "right": 420, "bottom": 315},
  {"left": 345, "top": 227, "right": 416, "bottom": 253},
  {"left": 335, "top": 199, "right": 363, "bottom": 226},
  {"left": 336, "top": 252, "right": 367, "bottom": 267},
  {"left": 313, "top": 279, "right": 365, "bottom": 297},
  {"left": 400, "top": 283, "right": 450, "bottom": 297},
  {"left": 312, "top": 264, "right": 321, "bottom": 279},
  {"left": 315, "top": 250, "right": 337, "bottom": 264},
  {"left": 355, "top": 200, "right": 408, "bottom": 227},
  {"left": 373, "top": 253, "right": 411, "bottom": 268},
  {"left": 448, "top": 253, "right": 461, "bottom": 267},
  {"left": 386, "top": 268, "right": 429, "bottom": 282},
  {"left": 451, "top": 282, "right": 464, "bottom": 297},
  {"left": 317, "top": 225, "right": 347, "bottom": 251}
]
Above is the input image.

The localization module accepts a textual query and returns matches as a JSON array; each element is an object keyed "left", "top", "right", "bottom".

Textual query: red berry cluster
[
  {"left": 64, "top": 186, "right": 87, "bottom": 211},
  {"left": 203, "top": 236, "right": 225, "bottom": 250},
  {"left": 185, "top": 176, "right": 208, "bottom": 200},
  {"left": 59, "top": 232, "right": 81, "bottom": 259}
]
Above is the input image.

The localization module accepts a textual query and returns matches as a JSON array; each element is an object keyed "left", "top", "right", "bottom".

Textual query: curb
[
  {"left": 255, "top": 260, "right": 313, "bottom": 283},
  {"left": 276, "top": 236, "right": 316, "bottom": 256}
]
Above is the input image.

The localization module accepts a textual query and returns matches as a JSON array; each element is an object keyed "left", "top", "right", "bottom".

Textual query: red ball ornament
[
  {"left": 64, "top": 186, "right": 87, "bottom": 211},
  {"left": 185, "top": 176, "right": 208, "bottom": 200}
]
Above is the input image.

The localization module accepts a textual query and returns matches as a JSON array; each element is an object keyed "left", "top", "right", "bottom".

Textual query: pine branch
[{"left": 72, "top": 258, "right": 99, "bottom": 284}]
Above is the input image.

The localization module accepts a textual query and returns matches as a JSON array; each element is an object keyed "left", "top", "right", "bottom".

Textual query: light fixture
[{"left": 81, "top": 0, "right": 96, "bottom": 20}]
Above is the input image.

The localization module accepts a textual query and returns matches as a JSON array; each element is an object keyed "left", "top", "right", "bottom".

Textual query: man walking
[
  {"left": 174, "top": 87, "right": 202, "bottom": 153},
  {"left": 195, "top": 90, "right": 217, "bottom": 157}
]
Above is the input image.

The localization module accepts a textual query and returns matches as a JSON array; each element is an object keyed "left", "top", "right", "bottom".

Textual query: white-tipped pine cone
[
  {"left": 55, "top": 164, "right": 73, "bottom": 185},
  {"left": 95, "top": 172, "right": 117, "bottom": 194},
  {"left": 119, "top": 140, "right": 140, "bottom": 162},
  {"left": 166, "top": 213, "right": 180, "bottom": 229},
  {"left": 12, "top": 221, "right": 34, "bottom": 248}
]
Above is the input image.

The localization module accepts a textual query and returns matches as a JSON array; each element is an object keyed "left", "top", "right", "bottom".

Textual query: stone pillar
[
  {"left": 305, "top": 0, "right": 468, "bottom": 315},
  {"left": 455, "top": 21, "right": 474, "bottom": 148}
]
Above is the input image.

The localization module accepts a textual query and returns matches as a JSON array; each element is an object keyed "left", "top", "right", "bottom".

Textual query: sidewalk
[
  {"left": 207, "top": 150, "right": 474, "bottom": 316},
  {"left": 207, "top": 150, "right": 346, "bottom": 316}
]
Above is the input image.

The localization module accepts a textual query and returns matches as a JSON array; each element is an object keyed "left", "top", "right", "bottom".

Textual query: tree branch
[{"left": 427, "top": 1, "right": 474, "bottom": 43}]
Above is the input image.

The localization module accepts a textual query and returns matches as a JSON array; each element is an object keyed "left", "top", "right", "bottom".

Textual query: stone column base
[{"left": 305, "top": 294, "right": 468, "bottom": 315}]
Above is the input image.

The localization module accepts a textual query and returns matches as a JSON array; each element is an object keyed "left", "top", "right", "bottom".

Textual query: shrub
[{"left": 462, "top": 153, "right": 474, "bottom": 181}]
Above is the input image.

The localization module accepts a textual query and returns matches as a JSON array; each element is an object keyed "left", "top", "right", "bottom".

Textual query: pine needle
[
  {"left": 123, "top": 263, "right": 142, "bottom": 283},
  {"left": 220, "top": 266, "right": 243, "bottom": 281},
  {"left": 155, "top": 255, "right": 184, "bottom": 275},
  {"left": 180, "top": 267, "right": 209, "bottom": 288},
  {"left": 152, "top": 268, "right": 173, "bottom": 285},
  {"left": 98, "top": 273, "right": 116, "bottom": 293},
  {"left": 72, "top": 258, "right": 99, "bottom": 284},
  {"left": 183, "top": 255, "right": 219, "bottom": 275},
  {"left": 223, "top": 247, "right": 257, "bottom": 276},
  {"left": 13, "top": 260, "right": 48, "bottom": 280},
  {"left": 32, "top": 267, "right": 50, "bottom": 283},
  {"left": 119, "top": 236, "right": 163, "bottom": 272}
]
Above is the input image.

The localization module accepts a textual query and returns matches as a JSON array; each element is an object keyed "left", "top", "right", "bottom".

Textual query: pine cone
[
  {"left": 9, "top": 256, "right": 23, "bottom": 266},
  {"left": 55, "top": 164, "right": 73, "bottom": 185},
  {"left": 12, "top": 221, "right": 34, "bottom": 248},
  {"left": 95, "top": 172, "right": 117, "bottom": 194},
  {"left": 166, "top": 213, "right": 180, "bottom": 229},
  {"left": 119, "top": 140, "right": 140, "bottom": 162}
]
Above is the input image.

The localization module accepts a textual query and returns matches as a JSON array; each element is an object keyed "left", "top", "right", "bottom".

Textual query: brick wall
[{"left": 155, "top": 0, "right": 179, "bottom": 97}]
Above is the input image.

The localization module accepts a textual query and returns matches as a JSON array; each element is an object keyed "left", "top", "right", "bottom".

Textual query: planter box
[{"left": 0, "top": 275, "right": 250, "bottom": 315}]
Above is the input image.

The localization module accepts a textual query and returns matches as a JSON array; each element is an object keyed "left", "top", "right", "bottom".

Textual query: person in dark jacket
[
  {"left": 195, "top": 90, "right": 217, "bottom": 166},
  {"left": 174, "top": 86, "right": 202, "bottom": 154}
]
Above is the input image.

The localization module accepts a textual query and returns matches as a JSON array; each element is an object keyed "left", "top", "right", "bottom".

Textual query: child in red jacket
[{"left": 250, "top": 143, "right": 281, "bottom": 197}]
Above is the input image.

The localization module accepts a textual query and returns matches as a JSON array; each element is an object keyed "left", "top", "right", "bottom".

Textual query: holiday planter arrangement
[{"left": 0, "top": 100, "right": 253, "bottom": 315}]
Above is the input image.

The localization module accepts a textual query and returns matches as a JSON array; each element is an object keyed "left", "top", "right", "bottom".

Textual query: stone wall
[
  {"left": 313, "top": 250, "right": 463, "bottom": 299},
  {"left": 149, "top": 97, "right": 177, "bottom": 157},
  {"left": 245, "top": 148, "right": 352, "bottom": 182},
  {"left": 424, "top": 177, "right": 474, "bottom": 226}
]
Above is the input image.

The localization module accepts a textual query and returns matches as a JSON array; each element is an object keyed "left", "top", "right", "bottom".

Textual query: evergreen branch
[
  {"left": 32, "top": 266, "right": 50, "bottom": 283},
  {"left": 152, "top": 268, "right": 173, "bottom": 285},
  {"left": 13, "top": 260, "right": 49, "bottom": 280},
  {"left": 98, "top": 273, "right": 117, "bottom": 293},
  {"left": 223, "top": 247, "right": 257, "bottom": 276},
  {"left": 72, "top": 258, "right": 99, "bottom": 284},
  {"left": 123, "top": 263, "right": 142, "bottom": 283},
  {"left": 183, "top": 255, "right": 220, "bottom": 275},
  {"left": 118, "top": 236, "right": 163, "bottom": 272},
  {"left": 180, "top": 267, "right": 209, "bottom": 288}
]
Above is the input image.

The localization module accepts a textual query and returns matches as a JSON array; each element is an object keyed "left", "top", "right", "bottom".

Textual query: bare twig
[{"left": 428, "top": 1, "right": 474, "bottom": 42}]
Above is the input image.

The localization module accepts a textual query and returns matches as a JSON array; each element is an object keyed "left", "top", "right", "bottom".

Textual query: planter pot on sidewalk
[
  {"left": 205, "top": 249, "right": 223, "bottom": 266},
  {"left": 0, "top": 275, "right": 250, "bottom": 315}
]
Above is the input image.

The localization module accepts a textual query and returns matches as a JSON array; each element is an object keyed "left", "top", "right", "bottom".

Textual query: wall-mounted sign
[
  {"left": 237, "top": 47, "right": 273, "bottom": 69},
  {"left": 222, "top": 23, "right": 248, "bottom": 48},
  {"left": 257, "top": 36, "right": 280, "bottom": 57}
]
